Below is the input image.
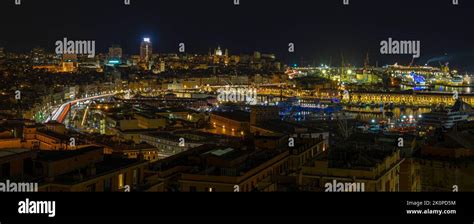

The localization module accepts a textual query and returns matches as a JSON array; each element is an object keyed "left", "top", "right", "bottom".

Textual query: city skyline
[
  {"left": 1, "top": 37, "right": 473, "bottom": 72},
  {"left": 2, "top": 0, "right": 474, "bottom": 70}
]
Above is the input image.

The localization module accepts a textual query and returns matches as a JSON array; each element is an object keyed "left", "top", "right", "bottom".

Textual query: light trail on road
[{"left": 45, "top": 93, "right": 116, "bottom": 124}]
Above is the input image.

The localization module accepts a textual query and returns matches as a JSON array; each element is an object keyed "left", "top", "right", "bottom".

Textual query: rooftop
[
  {"left": 312, "top": 136, "right": 399, "bottom": 170},
  {"left": 0, "top": 148, "right": 32, "bottom": 159},
  {"left": 212, "top": 111, "right": 250, "bottom": 122},
  {"left": 36, "top": 146, "right": 102, "bottom": 162},
  {"left": 143, "top": 130, "right": 222, "bottom": 143},
  {"left": 150, "top": 144, "right": 286, "bottom": 177},
  {"left": 49, "top": 156, "right": 146, "bottom": 185},
  {"left": 37, "top": 130, "right": 71, "bottom": 141}
]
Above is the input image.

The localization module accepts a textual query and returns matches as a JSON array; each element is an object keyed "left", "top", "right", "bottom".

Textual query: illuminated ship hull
[
  {"left": 420, "top": 100, "right": 472, "bottom": 129},
  {"left": 449, "top": 76, "right": 464, "bottom": 86},
  {"left": 420, "top": 111, "right": 468, "bottom": 129}
]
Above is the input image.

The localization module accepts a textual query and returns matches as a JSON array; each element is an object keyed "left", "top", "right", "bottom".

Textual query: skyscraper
[
  {"left": 108, "top": 45, "right": 123, "bottom": 62},
  {"left": 140, "top": 38, "right": 153, "bottom": 63}
]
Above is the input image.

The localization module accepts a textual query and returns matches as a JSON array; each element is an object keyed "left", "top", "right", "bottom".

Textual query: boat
[
  {"left": 419, "top": 99, "right": 471, "bottom": 129},
  {"left": 450, "top": 76, "right": 464, "bottom": 86}
]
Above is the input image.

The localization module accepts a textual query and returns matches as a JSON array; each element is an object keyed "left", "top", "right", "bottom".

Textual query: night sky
[{"left": 1, "top": 0, "right": 474, "bottom": 70}]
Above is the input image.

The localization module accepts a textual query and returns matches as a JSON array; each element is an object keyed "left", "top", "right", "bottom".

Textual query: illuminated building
[
  {"left": 108, "top": 45, "right": 123, "bottom": 63},
  {"left": 224, "top": 49, "right": 229, "bottom": 65},
  {"left": 211, "top": 46, "right": 223, "bottom": 64},
  {"left": 164, "top": 79, "right": 184, "bottom": 90},
  {"left": 59, "top": 62, "right": 77, "bottom": 73},
  {"left": 35, "top": 130, "right": 77, "bottom": 151},
  {"left": 0, "top": 120, "right": 85, "bottom": 151},
  {"left": 215, "top": 46, "right": 223, "bottom": 56},
  {"left": 345, "top": 91, "right": 474, "bottom": 107},
  {"left": 32, "top": 65, "right": 59, "bottom": 73},
  {"left": 210, "top": 111, "right": 250, "bottom": 136},
  {"left": 60, "top": 54, "right": 78, "bottom": 72},
  {"left": 60, "top": 62, "right": 77, "bottom": 73},
  {"left": 386, "top": 64, "right": 445, "bottom": 77},
  {"left": 134, "top": 113, "right": 167, "bottom": 129},
  {"left": 140, "top": 38, "right": 153, "bottom": 63},
  {"left": 159, "top": 60, "right": 165, "bottom": 72}
]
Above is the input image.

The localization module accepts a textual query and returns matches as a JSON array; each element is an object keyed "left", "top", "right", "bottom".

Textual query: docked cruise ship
[
  {"left": 420, "top": 99, "right": 472, "bottom": 129},
  {"left": 449, "top": 75, "right": 464, "bottom": 86}
]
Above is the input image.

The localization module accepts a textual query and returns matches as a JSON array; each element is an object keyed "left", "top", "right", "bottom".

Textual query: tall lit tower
[{"left": 140, "top": 38, "right": 153, "bottom": 63}]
